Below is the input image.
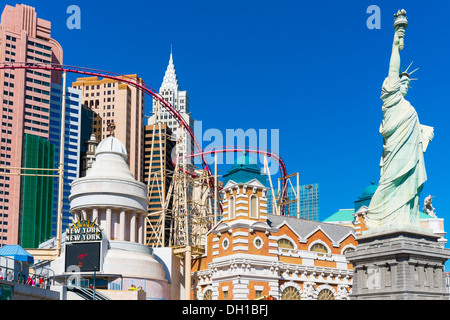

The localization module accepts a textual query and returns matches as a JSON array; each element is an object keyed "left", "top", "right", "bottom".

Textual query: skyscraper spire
[{"left": 160, "top": 47, "right": 179, "bottom": 91}]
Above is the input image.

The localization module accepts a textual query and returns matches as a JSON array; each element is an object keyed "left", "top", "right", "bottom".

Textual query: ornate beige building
[{"left": 192, "top": 155, "right": 356, "bottom": 300}]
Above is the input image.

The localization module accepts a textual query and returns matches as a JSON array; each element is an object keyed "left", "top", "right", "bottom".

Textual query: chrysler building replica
[{"left": 149, "top": 51, "right": 194, "bottom": 163}]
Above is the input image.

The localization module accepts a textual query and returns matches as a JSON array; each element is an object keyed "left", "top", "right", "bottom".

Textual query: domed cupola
[
  {"left": 222, "top": 152, "right": 266, "bottom": 186},
  {"left": 354, "top": 181, "right": 378, "bottom": 212},
  {"left": 69, "top": 136, "right": 148, "bottom": 242}
]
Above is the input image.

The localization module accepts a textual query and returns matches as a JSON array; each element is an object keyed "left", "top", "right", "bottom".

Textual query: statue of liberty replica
[
  {"left": 347, "top": 10, "right": 450, "bottom": 300},
  {"left": 365, "top": 9, "right": 434, "bottom": 229}
]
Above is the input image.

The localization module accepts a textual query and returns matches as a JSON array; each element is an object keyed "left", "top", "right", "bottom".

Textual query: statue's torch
[{"left": 394, "top": 9, "right": 408, "bottom": 51}]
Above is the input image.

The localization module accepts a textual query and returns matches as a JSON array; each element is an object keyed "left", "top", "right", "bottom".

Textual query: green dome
[
  {"left": 354, "top": 181, "right": 378, "bottom": 212},
  {"left": 222, "top": 152, "right": 266, "bottom": 186},
  {"left": 361, "top": 181, "right": 377, "bottom": 198},
  {"left": 232, "top": 153, "right": 258, "bottom": 168}
]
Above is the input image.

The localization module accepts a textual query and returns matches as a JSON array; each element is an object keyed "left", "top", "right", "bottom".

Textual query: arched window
[
  {"left": 310, "top": 243, "right": 328, "bottom": 253},
  {"left": 281, "top": 286, "right": 301, "bottom": 300},
  {"left": 228, "top": 196, "right": 235, "bottom": 220},
  {"left": 278, "top": 238, "right": 295, "bottom": 250},
  {"left": 343, "top": 247, "right": 355, "bottom": 255},
  {"left": 317, "top": 289, "right": 335, "bottom": 300},
  {"left": 203, "top": 289, "right": 213, "bottom": 300},
  {"left": 249, "top": 195, "right": 257, "bottom": 219}
]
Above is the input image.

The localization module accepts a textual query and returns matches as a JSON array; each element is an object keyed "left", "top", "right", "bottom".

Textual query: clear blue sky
[{"left": 4, "top": 1, "right": 450, "bottom": 239}]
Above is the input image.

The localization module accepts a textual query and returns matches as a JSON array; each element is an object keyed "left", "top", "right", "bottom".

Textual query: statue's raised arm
[
  {"left": 388, "top": 29, "right": 404, "bottom": 82},
  {"left": 389, "top": 9, "right": 408, "bottom": 82}
]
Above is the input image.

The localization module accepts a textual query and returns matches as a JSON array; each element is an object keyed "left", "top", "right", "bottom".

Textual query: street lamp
[{"left": 66, "top": 243, "right": 97, "bottom": 300}]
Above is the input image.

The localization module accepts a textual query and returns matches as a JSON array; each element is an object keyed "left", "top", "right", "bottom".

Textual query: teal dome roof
[
  {"left": 222, "top": 152, "right": 266, "bottom": 186},
  {"left": 354, "top": 181, "right": 377, "bottom": 212},
  {"left": 361, "top": 181, "right": 377, "bottom": 198},
  {"left": 232, "top": 153, "right": 258, "bottom": 168}
]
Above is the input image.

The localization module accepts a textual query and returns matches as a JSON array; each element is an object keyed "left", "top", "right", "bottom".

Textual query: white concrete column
[
  {"left": 111, "top": 210, "right": 119, "bottom": 240},
  {"left": 138, "top": 212, "right": 144, "bottom": 244},
  {"left": 130, "top": 212, "right": 136, "bottom": 243},
  {"left": 92, "top": 208, "right": 98, "bottom": 224},
  {"left": 81, "top": 209, "right": 87, "bottom": 221},
  {"left": 106, "top": 208, "right": 112, "bottom": 240},
  {"left": 77, "top": 211, "right": 83, "bottom": 223},
  {"left": 119, "top": 210, "right": 126, "bottom": 241}
]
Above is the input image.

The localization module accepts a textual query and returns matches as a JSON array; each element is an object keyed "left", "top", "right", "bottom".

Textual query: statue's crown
[{"left": 400, "top": 61, "right": 418, "bottom": 81}]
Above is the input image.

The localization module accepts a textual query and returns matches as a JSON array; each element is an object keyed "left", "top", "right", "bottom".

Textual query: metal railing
[
  {"left": 0, "top": 255, "right": 25, "bottom": 283},
  {"left": 68, "top": 285, "right": 110, "bottom": 300}
]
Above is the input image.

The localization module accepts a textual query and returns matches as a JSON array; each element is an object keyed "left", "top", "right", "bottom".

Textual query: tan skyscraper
[{"left": 72, "top": 75, "right": 145, "bottom": 181}]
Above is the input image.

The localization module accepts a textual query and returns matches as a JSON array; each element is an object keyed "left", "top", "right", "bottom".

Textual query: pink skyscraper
[{"left": 0, "top": 4, "right": 63, "bottom": 246}]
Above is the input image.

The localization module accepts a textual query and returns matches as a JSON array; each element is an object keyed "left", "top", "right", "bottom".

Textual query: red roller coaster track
[
  {"left": 187, "top": 145, "right": 289, "bottom": 214},
  {"left": 0, "top": 62, "right": 289, "bottom": 211},
  {"left": 187, "top": 145, "right": 287, "bottom": 179},
  {"left": 0, "top": 62, "right": 210, "bottom": 171}
]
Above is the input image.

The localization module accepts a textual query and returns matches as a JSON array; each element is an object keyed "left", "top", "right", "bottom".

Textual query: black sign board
[{"left": 65, "top": 242, "right": 101, "bottom": 272}]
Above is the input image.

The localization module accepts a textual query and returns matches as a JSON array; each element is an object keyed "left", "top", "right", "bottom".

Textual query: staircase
[{"left": 68, "top": 286, "right": 110, "bottom": 300}]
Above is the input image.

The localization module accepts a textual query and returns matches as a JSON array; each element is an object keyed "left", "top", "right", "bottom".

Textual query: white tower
[{"left": 149, "top": 50, "right": 194, "bottom": 163}]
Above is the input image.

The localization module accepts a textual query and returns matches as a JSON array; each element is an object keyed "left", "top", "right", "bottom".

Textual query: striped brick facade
[{"left": 192, "top": 178, "right": 357, "bottom": 300}]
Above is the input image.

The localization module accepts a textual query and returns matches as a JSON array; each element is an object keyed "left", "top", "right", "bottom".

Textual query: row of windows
[
  {"left": 26, "top": 86, "right": 50, "bottom": 96},
  {"left": 222, "top": 237, "right": 355, "bottom": 258},
  {"left": 26, "top": 55, "right": 51, "bottom": 64},
  {"left": 25, "top": 104, "right": 49, "bottom": 113},
  {"left": 27, "top": 40, "right": 52, "bottom": 51},
  {"left": 278, "top": 238, "right": 354, "bottom": 255},
  {"left": 26, "top": 77, "right": 50, "bottom": 87},
  {"left": 26, "top": 70, "right": 51, "bottom": 78},
  {"left": 27, "top": 48, "right": 51, "bottom": 58},
  {"left": 202, "top": 287, "right": 335, "bottom": 300},
  {"left": 25, "top": 94, "right": 50, "bottom": 104},
  {"left": 24, "top": 126, "right": 48, "bottom": 134},
  {"left": 25, "top": 111, "right": 48, "bottom": 120},
  {"left": 85, "top": 91, "right": 116, "bottom": 99},
  {"left": 82, "top": 83, "right": 115, "bottom": 90}
]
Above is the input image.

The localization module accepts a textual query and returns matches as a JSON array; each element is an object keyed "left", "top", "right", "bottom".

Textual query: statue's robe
[{"left": 366, "top": 76, "right": 427, "bottom": 228}]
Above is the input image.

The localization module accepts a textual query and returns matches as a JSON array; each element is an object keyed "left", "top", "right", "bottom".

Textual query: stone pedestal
[{"left": 346, "top": 226, "right": 450, "bottom": 300}]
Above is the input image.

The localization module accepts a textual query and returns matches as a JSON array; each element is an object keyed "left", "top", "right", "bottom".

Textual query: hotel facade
[
  {"left": 72, "top": 75, "right": 146, "bottom": 182},
  {"left": 0, "top": 4, "right": 63, "bottom": 246},
  {"left": 192, "top": 155, "right": 356, "bottom": 300}
]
